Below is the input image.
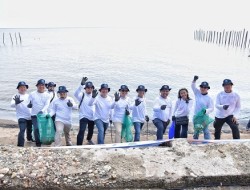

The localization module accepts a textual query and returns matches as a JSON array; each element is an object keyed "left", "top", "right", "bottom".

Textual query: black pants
[
  {"left": 174, "top": 124, "right": 188, "bottom": 138},
  {"left": 214, "top": 115, "right": 240, "bottom": 139},
  {"left": 247, "top": 120, "right": 250, "bottom": 129},
  {"left": 77, "top": 118, "right": 95, "bottom": 145},
  {"left": 17, "top": 118, "right": 33, "bottom": 147}
]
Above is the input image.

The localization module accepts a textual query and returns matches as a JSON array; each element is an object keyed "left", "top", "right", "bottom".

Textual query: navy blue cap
[
  {"left": 17, "top": 81, "right": 29, "bottom": 89},
  {"left": 119, "top": 85, "right": 130, "bottom": 92},
  {"left": 199, "top": 81, "right": 210, "bottom": 89},
  {"left": 46, "top": 82, "right": 56, "bottom": 88},
  {"left": 57, "top": 86, "right": 69, "bottom": 93},
  {"left": 222, "top": 79, "right": 233, "bottom": 86},
  {"left": 136, "top": 85, "right": 147, "bottom": 92},
  {"left": 160, "top": 85, "right": 171, "bottom": 91},
  {"left": 36, "top": 79, "right": 46, "bottom": 86},
  {"left": 99, "top": 84, "right": 110, "bottom": 92},
  {"left": 84, "top": 81, "right": 95, "bottom": 89}
]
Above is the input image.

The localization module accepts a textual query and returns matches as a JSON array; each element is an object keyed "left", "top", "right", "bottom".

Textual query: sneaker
[{"left": 88, "top": 140, "right": 95, "bottom": 145}]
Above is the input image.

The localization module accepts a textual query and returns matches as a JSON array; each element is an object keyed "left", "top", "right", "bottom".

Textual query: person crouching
[{"left": 48, "top": 86, "right": 77, "bottom": 146}]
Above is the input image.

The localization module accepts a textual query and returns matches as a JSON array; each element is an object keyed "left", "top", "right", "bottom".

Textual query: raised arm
[{"left": 74, "top": 85, "right": 84, "bottom": 102}]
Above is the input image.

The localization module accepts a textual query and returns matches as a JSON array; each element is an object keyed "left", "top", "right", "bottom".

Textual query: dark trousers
[
  {"left": 247, "top": 120, "right": 250, "bottom": 129},
  {"left": 31, "top": 116, "right": 42, "bottom": 146},
  {"left": 174, "top": 124, "right": 188, "bottom": 138},
  {"left": 51, "top": 114, "right": 56, "bottom": 132},
  {"left": 214, "top": 115, "right": 240, "bottom": 139},
  {"left": 153, "top": 118, "right": 169, "bottom": 140},
  {"left": 77, "top": 118, "right": 94, "bottom": 145},
  {"left": 17, "top": 118, "right": 33, "bottom": 147}
]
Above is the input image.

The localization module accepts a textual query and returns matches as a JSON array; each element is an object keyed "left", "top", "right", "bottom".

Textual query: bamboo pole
[
  {"left": 244, "top": 31, "right": 248, "bottom": 49},
  {"left": 18, "top": 33, "right": 22, "bottom": 44},
  {"left": 3, "top": 33, "right": 5, "bottom": 45},
  {"left": 241, "top": 29, "right": 245, "bottom": 48},
  {"left": 9, "top": 33, "right": 13, "bottom": 46},
  {"left": 228, "top": 31, "right": 232, "bottom": 46},
  {"left": 15, "top": 33, "right": 18, "bottom": 45}
]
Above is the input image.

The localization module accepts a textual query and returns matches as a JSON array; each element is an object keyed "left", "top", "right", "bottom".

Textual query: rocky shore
[{"left": 0, "top": 140, "right": 250, "bottom": 189}]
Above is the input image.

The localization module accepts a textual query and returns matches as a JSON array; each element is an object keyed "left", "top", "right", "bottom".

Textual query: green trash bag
[
  {"left": 193, "top": 108, "right": 214, "bottom": 134},
  {"left": 121, "top": 115, "right": 134, "bottom": 142},
  {"left": 37, "top": 114, "right": 55, "bottom": 145}
]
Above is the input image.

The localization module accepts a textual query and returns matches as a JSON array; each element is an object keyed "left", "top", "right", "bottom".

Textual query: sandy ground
[{"left": 0, "top": 119, "right": 249, "bottom": 147}]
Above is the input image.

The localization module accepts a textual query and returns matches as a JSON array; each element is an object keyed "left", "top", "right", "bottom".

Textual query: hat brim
[
  {"left": 199, "top": 85, "right": 210, "bottom": 89},
  {"left": 222, "top": 83, "right": 233, "bottom": 86},
  {"left": 36, "top": 83, "right": 46, "bottom": 86},
  {"left": 136, "top": 89, "right": 147, "bottom": 92},
  {"left": 119, "top": 89, "right": 130, "bottom": 92},
  {"left": 99, "top": 88, "right": 110, "bottom": 92},
  {"left": 84, "top": 86, "right": 95, "bottom": 89},
  {"left": 160, "top": 88, "right": 171, "bottom": 91},
  {"left": 17, "top": 85, "right": 29, "bottom": 89},
  {"left": 46, "top": 84, "right": 56, "bottom": 88},
  {"left": 57, "top": 90, "right": 68, "bottom": 93}
]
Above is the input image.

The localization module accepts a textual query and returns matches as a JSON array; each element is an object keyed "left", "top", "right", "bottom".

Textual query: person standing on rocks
[
  {"left": 89, "top": 84, "right": 114, "bottom": 144},
  {"left": 172, "top": 88, "right": 193, "bottom": 138},
  {"left": 130, "top": 85, "right": 149, "bottom": 142},
  {"left": 48, "top": 86, "right": 78, "bottom": 146},
  {"left": 46, "top": 82, "right": 57, "bottom": 131},
  {"left": 74, "top": 77, "right": 95, "bottom": 145},
  {"left": 28, "top": 79, "right": 51, "bottom": 147},
  {"left": 191, "top": 76, "right": 214, "bottom": 140},
  {"left": 11, "top": 81, "right": 34, "bottom": 147},
  {"left": 112, "top": 85, "right": 131, "bottom": 143},
  {"left": 214, "top": 79, "right": 241, "bottom": 139},
  {"left": 153, "top": 85, "right": 173, "bottom": 140}
]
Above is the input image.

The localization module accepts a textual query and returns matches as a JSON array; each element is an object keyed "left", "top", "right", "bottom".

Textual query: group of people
[{"left": 11, "top": 75, "right": 243, "bottom": 147}]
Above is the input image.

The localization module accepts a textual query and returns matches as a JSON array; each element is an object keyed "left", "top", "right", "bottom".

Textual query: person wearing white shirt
[
  {"left": 11, "top": 81, "right": 33, "bottom": 147},
  {"left": 46, "top": 82, "right": 57, "bottom": 131},
  {"left": 130, "top": 85, "right": 149, "bottom": 142},
  {"left": 74, "top": 77, "right": 95, "bottom": 145},
  {"left": 191, "top": 76, "right": 214, "bottom": 140},
  {"left": 27, "top": 79, "right": 51, "bottom": 147},
  {"left": 214, "top": 79, "right": 241, "bottom": 139},
  {"left": 153, "top": 85, "right": 173, "bottom": 140},
  {"left": 112, "top": 85, "right": 131, "bottom": 143},
  {"left": 48, "top": 86, "right": 78, "bottom": 146},
  {"left": 172, "top": 88, "right": 193, "bottom": 138},
  {"left": 89, "top": 84, "right": 114, "bottom": 144}
]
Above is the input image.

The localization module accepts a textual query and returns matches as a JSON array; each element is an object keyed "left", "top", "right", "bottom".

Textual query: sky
[{"left": 0, "top": 0, "right": 249, "bottom": 29}]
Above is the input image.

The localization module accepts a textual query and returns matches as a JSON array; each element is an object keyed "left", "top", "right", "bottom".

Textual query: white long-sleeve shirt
[
  {"left": 153, "top": 96, "right": 173, "bottom": 122},
  {"left": 47, "top": 91, "right": 58, "bottom": 114},
  {"left": 29, "top": 91, "right": 51, "bottom": 116},
  {"left": 215, "top": 91, "right": 241, "bottom": 118},
  {"left": 49, "top": 97, "right": 78, "bottom": 125},
  {"left": 130, "top": 97, "right": 147, "bottom": 123},
  {"left": 11, "top": 93, "right": 31, "bottom": 120},
  {"left": 173, "top": 99, "right": 193, "bottom": 117},
  {"left": 112, "top": 96, "right": 131, "bottom": 123},
  {"left": 191, "top": 82, "right": 214, "bottom": 115},
  {"left": 89, "top": 95, "right": 114, "bottom": 123},
  {"left": 74, "top": 85, "right": 95, "bottom": 120}
]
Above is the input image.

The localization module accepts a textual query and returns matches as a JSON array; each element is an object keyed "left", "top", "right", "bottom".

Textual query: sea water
[{"left": 0, "top": 27, "right": 249, "bottom": 125}]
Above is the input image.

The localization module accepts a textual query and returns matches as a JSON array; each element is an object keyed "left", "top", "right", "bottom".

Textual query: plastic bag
[
  {"left": 37, "top": 114, "right": 55, "bottom": 145},
  {"left": 193, "top": 108, "right": 214, "bottom": 134},
  {"left": 168, "top": 121, "right": 175, "bottom": 139},
  {"left": 121, "top": 115, "right": 133, "bottom": 142}
]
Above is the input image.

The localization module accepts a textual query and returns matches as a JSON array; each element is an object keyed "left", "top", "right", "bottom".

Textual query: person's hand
[
  {"left": 193, "top": 75, "right": 199, "bottom": 82},
  {"left": 46, "top": 114, "right": 50, "bottom": 119},
  {"left": 38, "top": 111, "right": 43, "bottom": 114},
  {"left": 166, "top": 119, "right": 170, "bottom": 126},
  {"left": 109, "top": 120, "right": 112, "bottom": 124},
  {"left": 92, "top": 89, "right": 98, "bottom": 98},
  {"left": 161, "top": 105, "right": 167, "bottom": 110},
  {"left": 13, "top": 95, "right": 23, "bottom": 105},
  {"left": 81, "top": 77, "right": 88, "bottom": 85},
  {"left": 125, "top": 109, "right": 130, "bottom": 115},
  {"left": 27, "top": 101, "right": 32, "bottom": 108},
  {"left": 172, "top": 116, "right": 176, "bottom": 121},
  {"left": 114, "top": 92, "right": 120, "bottom": 102},
  {"left": 145, "top": 115, "right": 149, "bottom": 122},
  {"left": 223, "top": 105, "right": 229, "bottom": 110},
  {"left": 232, "top": 117, "right": 238, "bottom": 124},
  {"left": 67, "top": 100, "right": 73, "bottom": 107},
  {"left": 135, "top": 99, "right": 141, "bottom": 106}
]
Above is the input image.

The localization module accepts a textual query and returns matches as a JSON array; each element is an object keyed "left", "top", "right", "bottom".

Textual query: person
[
  {"left": 28, "top": 79, "right": 51, "bottom": 147},
  {"left": 112, "top": 85, "right": 131, "bottom": 143},
  {"left": 74, "top": 77, "right": 95, "bottom": 145},
  {"left": 191, "top": 76, "right": 214, "bottom": 140},
  {"left": 11, "top": 81, "right": 33, "bottom": 147},
  {"left": 48, "top": 86, "right": 77, "bottom": 146},
  {"left": 153, "top": 85, "right": 173, "bottom": 140},
  {"left": 130, "top": 85, "right": 149, "bottom": 141},
  {"left": 172, "top": 88, "right": 193, "bottom": 138},
  {"left": 214, "top": 79, "right": 241, "bottom": 139},
  {"left": 46, "top": 82, "right": 57, "bottom": 131},
  {"left": 89, "top": 84, "right": 114, "bottom": 144},
  {"left": 247, "top": 120, "right": 250, "bottom": 131}
]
